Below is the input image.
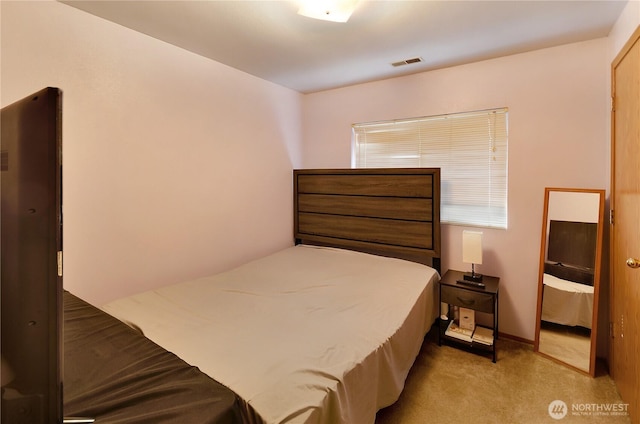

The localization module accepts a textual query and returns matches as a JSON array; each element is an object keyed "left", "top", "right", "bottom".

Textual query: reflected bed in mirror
[{"left": 534, "top": 188, "right": 605, "bottom": 376}]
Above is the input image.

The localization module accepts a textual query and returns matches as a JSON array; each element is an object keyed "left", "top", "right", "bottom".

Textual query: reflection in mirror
[{"left": 534, "top": 188, "right": 605, "bottom": 376}]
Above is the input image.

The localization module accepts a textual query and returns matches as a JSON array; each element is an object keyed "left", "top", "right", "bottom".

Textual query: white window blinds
[{"left": 352, "top": 108, "right": 508, "bottom": 229}]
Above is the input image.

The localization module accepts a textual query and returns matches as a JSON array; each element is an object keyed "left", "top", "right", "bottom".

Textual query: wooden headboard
[{"left": 294, "top": 168, "right": 441, "bottom": 271}]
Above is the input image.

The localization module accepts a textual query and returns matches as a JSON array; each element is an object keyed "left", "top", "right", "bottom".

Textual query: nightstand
[{"left": 438, "top": 269, "right": 499, "bottom": 362}]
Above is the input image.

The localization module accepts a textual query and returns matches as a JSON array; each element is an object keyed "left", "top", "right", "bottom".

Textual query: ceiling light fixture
[{"left": 297, "top": 0, "right": 360, "bottom": 23}]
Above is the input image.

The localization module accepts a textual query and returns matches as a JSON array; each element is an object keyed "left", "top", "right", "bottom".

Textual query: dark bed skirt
[{"left": 64, "top": 291, "right": 250, "bottom": 423}]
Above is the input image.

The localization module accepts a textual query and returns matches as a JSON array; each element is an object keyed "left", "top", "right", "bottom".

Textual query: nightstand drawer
[{"left": 441, "top": 286, "right": 494, "bottom": 313}]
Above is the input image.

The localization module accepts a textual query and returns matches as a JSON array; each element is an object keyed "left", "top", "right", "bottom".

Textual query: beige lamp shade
[{"left": 462, "top": 230, "right": 483, "bottom": 265}]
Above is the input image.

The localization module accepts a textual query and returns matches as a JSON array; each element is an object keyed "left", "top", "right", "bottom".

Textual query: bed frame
[{"left": 294, "top": 168, "right": 441, "bottom": 272}]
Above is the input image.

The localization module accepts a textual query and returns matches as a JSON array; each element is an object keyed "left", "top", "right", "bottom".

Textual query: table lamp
[{"left": 463, "top": 230, "right": 483, "bottom": 282}]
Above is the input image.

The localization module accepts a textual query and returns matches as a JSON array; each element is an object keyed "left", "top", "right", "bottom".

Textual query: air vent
[{"left": 391, "top": 57, "right": 423, "bottom": 67}]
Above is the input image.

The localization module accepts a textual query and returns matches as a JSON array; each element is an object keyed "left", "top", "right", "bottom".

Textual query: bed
[
  {"left": 102, "top": 168, "right": 442, "bottom": 424},
  {"left": 64, "top": 291, "right": 244, "bottom": 423},
  {"left": 541, "top": 272, "right": 593, "bottom": 329}
]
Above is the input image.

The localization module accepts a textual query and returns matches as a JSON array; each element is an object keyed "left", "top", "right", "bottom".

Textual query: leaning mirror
[{"left": 534, "top": 188, "right": 605, "bottom": 376}]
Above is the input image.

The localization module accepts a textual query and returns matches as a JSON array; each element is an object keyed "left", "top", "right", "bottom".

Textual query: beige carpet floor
[{"left": 375, "top": 328, "right": 630, "bottom": 424}]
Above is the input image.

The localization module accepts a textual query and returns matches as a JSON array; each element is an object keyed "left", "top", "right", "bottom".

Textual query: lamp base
[{"left": 463, "top": 272, "right": 483, "bottom": 282}]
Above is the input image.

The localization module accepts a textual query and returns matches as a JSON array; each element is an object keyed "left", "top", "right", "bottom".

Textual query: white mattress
[
  {"left": 542, "top": 273, "right": 594, "bottom": 328},
  {"left": 103, "top": 245, "right": 440, "bottom": 424}
]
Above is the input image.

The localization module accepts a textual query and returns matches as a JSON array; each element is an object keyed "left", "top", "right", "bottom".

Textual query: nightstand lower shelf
[{"left": 438, "top": 319, "right": 496, "bottom": 361}]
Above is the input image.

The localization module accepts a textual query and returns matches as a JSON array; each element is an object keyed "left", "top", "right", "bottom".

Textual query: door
[{"left": 611, "top": 25, "right": 640, "bottom": 422}]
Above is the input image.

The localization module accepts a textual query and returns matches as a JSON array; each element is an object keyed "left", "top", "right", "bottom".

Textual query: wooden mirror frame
[{"left": 533, "top": 187, "right": 605, "bottom": 376}]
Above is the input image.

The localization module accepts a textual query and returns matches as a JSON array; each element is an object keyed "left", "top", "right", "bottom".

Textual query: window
[{"left": 352, "top": 108, "right": 508, "bottom": 229}]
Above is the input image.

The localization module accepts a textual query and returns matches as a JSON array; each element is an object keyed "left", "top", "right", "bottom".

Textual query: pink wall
[
  {"left": 609, "top": 0, "right": 640, "bottom": 60},
  {"left": 301, "top": 39, "right": 610, "bottom": 341},
  {"left": 1, "top": 1, "right": 303, "bottom": 305}
]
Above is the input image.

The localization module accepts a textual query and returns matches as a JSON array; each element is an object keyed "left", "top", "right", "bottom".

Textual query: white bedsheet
[
  {"left": 103, "top": 245, "right": 439, "bottom": 424},
  {"left": 542, "top": 273, "right": 594, "bottom": 328}
]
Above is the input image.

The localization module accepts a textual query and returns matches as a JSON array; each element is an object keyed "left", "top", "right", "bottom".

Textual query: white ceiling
[{"left": 61, "top": 0, "right": 628, "bottom": 93}]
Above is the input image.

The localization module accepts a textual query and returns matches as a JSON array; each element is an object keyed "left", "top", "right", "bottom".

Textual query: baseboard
[{"left": 498, "top": 332, "right": 534, "bottom": 345}]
